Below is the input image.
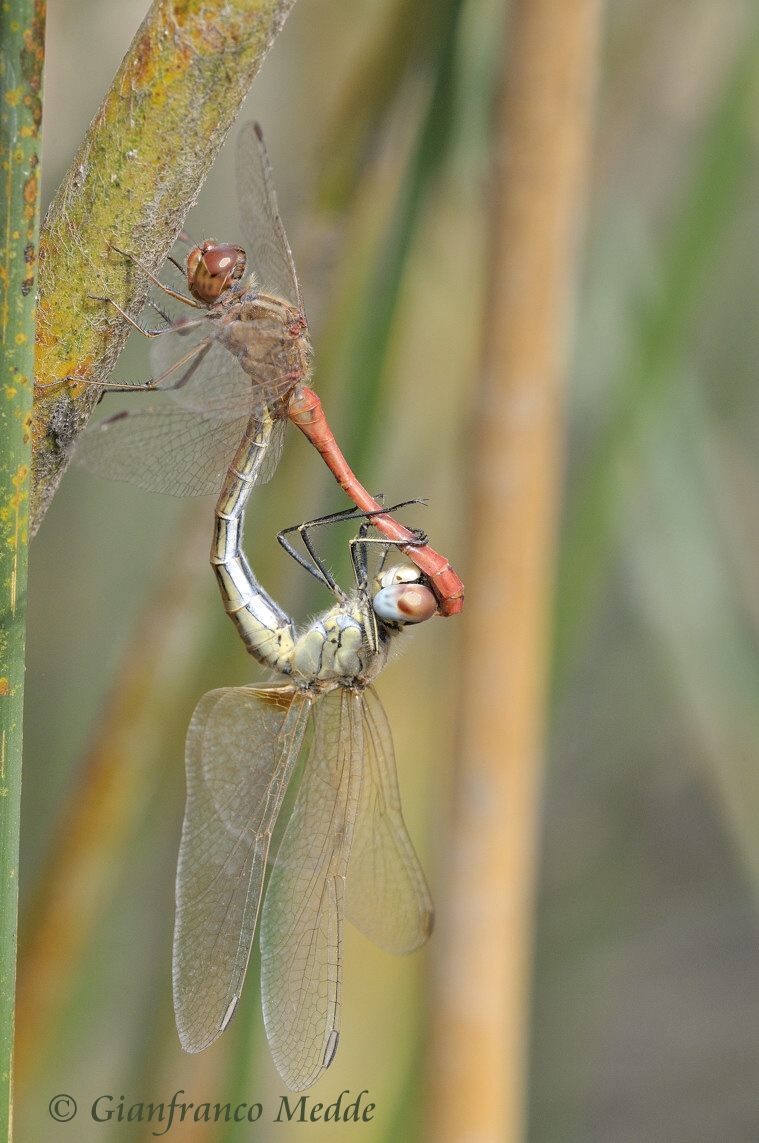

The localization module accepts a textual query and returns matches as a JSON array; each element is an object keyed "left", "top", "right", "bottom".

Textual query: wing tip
[
  {"left": 175, "top": 994, "right": 239, "bottom": 1055},
  {"left": 221, "top": 994, "right": 241, "bottom": 1033},
  {"left": 278, "top": 1028, "right": 340, "bottom": 1092},
  {"left": 323, "top": 1028, "right": 339, "bottom": 1070},
  {"left": 176, "top": 1025, "right": 206, "bottom": 1054}
]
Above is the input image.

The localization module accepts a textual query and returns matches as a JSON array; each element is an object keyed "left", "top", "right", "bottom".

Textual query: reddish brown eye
[
  {"left": 185, "top": 246, "right": 202, "bottom": 285},
  {"left": 186, "top": 242, "right": 246, "bottom": 304},
  {"left": 203, "top": 246, "right": 238, "bottom": 277}
]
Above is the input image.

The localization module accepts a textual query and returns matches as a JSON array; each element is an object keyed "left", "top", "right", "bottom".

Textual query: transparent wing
[
  {"left": 149, "top": 313, "right": 300, "bottom": 414},
  {"left": 148, "top": 321, "right": 248, "bottom": 411},
  {"left": 75, "top": 405, "right": 251, "bottom": 497},
  {"left": 173, "top": 685, "right": 311, "bottom": 1053},
  {"left": 236, "top": 121, "right": 302, "bottom": 311},
  {"left": 74, "top": 325, "right": 289, "bottom": 496},
  {"left": 345, "top": 686, "right": 434, "bottom": 954},
  {"left": 260, "top": 688, "right": 362, "bottom": 1091}
]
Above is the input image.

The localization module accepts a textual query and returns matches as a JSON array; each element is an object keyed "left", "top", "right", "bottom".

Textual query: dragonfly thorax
[
  {"left": 289, "top": 603, "right": 383, "bottom": 688},
  {"left": 215, "top": 295, "right": 312, "bottom": 409},
  {"left": 283, "top": 573, "right": 435, "bottom": 693}
]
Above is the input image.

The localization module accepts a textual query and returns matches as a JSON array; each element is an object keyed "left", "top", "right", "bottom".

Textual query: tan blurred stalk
[
  {"left": 15, "top": 506, "right": 210, "bottom": 1093},
  {"left": 426, "top": 2, "right": 603, "bottom": 1141}
]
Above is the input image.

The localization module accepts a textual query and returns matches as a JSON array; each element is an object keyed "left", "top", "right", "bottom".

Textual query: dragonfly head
[
  {"left": 186, "top": 241, "right": 247, "bottom": 305},
  {"left": 372, "top": 565, "right": 437, "bottom": 626}
]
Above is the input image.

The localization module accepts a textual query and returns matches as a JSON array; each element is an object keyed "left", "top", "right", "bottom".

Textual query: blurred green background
[{"left": 20, "top": 0, "right": 759, "bottom": 1140}]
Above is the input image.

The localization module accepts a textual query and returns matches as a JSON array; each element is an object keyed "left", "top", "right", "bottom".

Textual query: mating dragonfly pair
[{"left": 64, "top": 123, "right": 463, "bottom": 1090}]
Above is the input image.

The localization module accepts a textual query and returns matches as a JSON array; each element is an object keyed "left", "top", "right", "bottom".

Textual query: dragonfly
[
  {"left": 174, "top": 508, "right": 437, "bottom": 1090},
  {"left": 72, "top": 122, "right": 463, "bottom": 616}
]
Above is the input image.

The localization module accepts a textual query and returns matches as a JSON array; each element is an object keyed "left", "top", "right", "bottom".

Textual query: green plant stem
[
  {"left": 0, "top": 3, "right": 45, "bottom": 1139},
  {"left": 31, "top": 0, "right": 296, "bottom": 537}
]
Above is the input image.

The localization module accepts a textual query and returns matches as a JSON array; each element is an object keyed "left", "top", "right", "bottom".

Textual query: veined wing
[
  {"left": 74, "top": 331, "right": 289, "bottom": 496},
  {"left": 173, "top": 685, "right": 310, "bottom": 1053},
  {"left": 149, "top": 310, "right": 301, "bottom": 415},
  {"left": 236, "top": 122, "right": 303, "bottom": 312},
  {"left": 345, "top": 686, "right": 434, "bottom": 954},
  {"left": 260, "top": 687, "right": 362, "bottom": 1091},
  {"left": 148, "top": 319, "right": 250, "bottom": 414},
  {"left": 75, "top": 405, "right": 255, "bottom": 497}
]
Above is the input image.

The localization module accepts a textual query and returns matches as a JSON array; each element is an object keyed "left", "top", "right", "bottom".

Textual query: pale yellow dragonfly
[{"left": 174, "top": 513, "right": 437, "bottom": 1090}]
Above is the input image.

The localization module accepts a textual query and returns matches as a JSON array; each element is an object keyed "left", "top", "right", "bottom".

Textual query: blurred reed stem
[
  {"left": 555, "top": 18, "right": 759, "bottom": 679},
  {"left": 0, "top": 4, "right": 44, "bottom": 1139},
  {"left": 15, "top": 507, "right": 211, "bottom": 1095},
  {"left": 425, "top": 1, "right": 603, "bottom": 1140},
  {"left": 322, "top": 0, "right": 462, "bottom": 472}
]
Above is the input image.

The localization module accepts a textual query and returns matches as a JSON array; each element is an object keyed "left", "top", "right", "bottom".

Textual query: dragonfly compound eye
[
  {"left": 187, "top": 242, "right": 247, "bottom": 304},
  {"left": 372, "top": 582, "right": 437, "bottom": 625}
]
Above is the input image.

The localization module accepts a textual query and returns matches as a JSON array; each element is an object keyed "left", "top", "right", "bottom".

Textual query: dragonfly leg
[
  {"left": 277, "top": 501, "right": 429, "bottom": 596},
  {"left": 145, "top": 297, "right": 175, "bottom": 325},
  {"left": 277, "top": 503, "right": 388, "bottom": 595},
  {"left": 36, "top": 328, "right": 214, "bottom": 398},
  {"left": 279, "top": 499, "right": 428, "bottom": 535},
  {"left": 33, "top": 371, "right": 157, "bottom": 396},
  {"left": 87, "top": 293, "right": 175, "bottom": 338},
  {"left": 277, "top": 529, "right": 340, "bottom": 595},
  {"left": 107, "top": 242, "right": 203, "bottom": 310}
]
